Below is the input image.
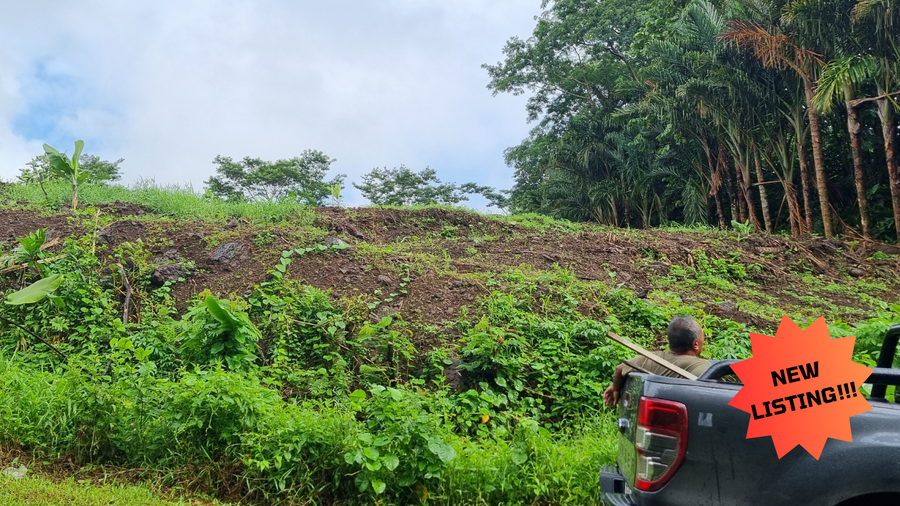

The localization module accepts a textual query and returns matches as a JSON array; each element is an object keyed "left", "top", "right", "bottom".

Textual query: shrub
[{"left": 178, "top": 295, "right": 261, "bottom": 372}]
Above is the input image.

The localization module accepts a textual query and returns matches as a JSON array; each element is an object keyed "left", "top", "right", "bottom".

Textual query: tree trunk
[
  {"left": 753, "top": 146, "right": 772, "bottom": 233},
  {"left": 736, "top": 156, "right": 761, "bottom": 230},
  {"left": 803, "top": 77, "right": 834, "bottom": 238},
  {"left": 707, "top": 143, "right": 727, "bottom": 229},
  {"left": 845, "top": 86, "right": 871, "bottom": 238},
  {"left": 796, "top": 133, "right": 814, "bottom": 235},
  {"left": 620, "top": 175, "right": 631, "bottom": 227},
  {"left": 713, "top": 190, "right": 726, "bottom": 229},
  {"left": 610, "top": 198, "right": 619, "bottom": 228},
  {"left": 877, "top": 98, "right": 900, "bottom": 242},
  {"left": 720, "top": 147, "right": 738, "bottom": 223},
  {"left": 735, "top": 164, "right": 747, "bottom": 223},
  {"left": 641, "top": 196, "right": 651, "bottom": 229},
  {"left": 786, "top": 184, "right": 801, "bottom": 237}
]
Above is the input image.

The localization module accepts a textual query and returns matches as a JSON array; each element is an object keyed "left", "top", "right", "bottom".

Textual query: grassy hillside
[{"left": 1, "top": 181, "right": 898, "bottom": 505}]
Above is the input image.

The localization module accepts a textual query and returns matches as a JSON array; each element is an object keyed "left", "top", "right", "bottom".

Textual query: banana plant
[{"left": 43, "top": 140, "right": 88, "bottom": 211}]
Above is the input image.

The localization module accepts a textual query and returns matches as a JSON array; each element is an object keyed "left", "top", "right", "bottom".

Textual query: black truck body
[{"left": 601, "top": 325, "right": 900, "bottom": 506}]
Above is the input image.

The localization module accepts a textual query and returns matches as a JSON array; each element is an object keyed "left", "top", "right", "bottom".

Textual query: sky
[{"left": 0, "top": 0, "right": 540, "bottom": 207}]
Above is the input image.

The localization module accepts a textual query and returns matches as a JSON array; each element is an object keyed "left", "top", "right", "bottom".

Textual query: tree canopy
[
  {"left": 488, "top": 0, "right": 900, "bottom": 242},
  {"left": 353, "top": 166, "right": 507, "bottom": 208},
  {"left": 204, "top": 150, "right": 345, "bottom": 205}
]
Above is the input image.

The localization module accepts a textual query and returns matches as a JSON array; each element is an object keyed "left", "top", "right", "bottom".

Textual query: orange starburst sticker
[{"left": 728, "top": 316, "right": 874, "bottom": 460}]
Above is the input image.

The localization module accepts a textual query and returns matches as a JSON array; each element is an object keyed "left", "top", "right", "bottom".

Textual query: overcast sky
[{"left": 0, "top": 1, "right": 539, "bottom": 207}]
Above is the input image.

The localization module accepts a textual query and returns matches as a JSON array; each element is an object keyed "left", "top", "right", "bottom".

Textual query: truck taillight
[{"left": 634, "top": 397, "right": 688, "bottom": 492}]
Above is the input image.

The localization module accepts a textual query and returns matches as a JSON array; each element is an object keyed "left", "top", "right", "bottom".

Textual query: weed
[
  {"left": 253, "top": 229, "right": 276, "bottom": 246},
  {"left": 440, "top": 225, "right": 458, "bottom": 238}
]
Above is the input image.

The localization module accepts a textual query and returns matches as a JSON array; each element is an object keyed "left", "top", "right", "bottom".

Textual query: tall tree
[
  {"left": 353, "top": 166, "right": 502, "bottom": 207},
  {"left": 849, "top": 0, "right": 900, "bottom": 241},
  {"left": 205, "top": 151, "right": 344, "bottom": 205},
  {"left": 788, "top": 0, "right": 873, "bottom": 237}
]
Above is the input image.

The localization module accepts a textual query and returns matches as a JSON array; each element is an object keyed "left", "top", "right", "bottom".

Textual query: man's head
[{"left": 667, "top": 316, "right": 704, "bottom": 356}]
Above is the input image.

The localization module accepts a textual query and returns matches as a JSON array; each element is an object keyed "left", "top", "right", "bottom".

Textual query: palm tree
[
  {"left": 813, "top": 55, "right": 878, "bottom": 237},
  {"left": 849, "top": 0, "right": 900, "bottom": 241},
  {"left": 630, "top": 0, "right": 760, "bottom": 229},
  {"left": 789, "top": 0, "right": 872, "bottom": 237},
  {"left": 721, "top": 5, "right": 835, "bottom": 238}
]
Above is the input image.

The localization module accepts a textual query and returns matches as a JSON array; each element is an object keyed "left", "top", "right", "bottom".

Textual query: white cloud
[{"left": 0, "top": 0, "right": 538, "bottom": 205}]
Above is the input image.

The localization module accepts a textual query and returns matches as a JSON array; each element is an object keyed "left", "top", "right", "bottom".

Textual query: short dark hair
[{"left": 668, "top": 316, "right": 702, "bottom": 352}]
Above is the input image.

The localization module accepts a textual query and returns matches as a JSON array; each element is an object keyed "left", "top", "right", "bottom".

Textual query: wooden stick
[
  {"left": 607, "top": 331, "right": 697, "bottom": 380},
  {"left": 40, "top": 238, "right": 60, "bottom": 251},
  {"left": 622, "top": 359, "right": 653, "bottom": 375},
  {"left": 0, "top": 255, "right": 69, "bottom": 274}
]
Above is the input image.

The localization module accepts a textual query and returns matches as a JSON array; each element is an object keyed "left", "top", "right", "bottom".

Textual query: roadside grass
[{"left": 0, "top": 475, "right": 227, "bottom": 506}]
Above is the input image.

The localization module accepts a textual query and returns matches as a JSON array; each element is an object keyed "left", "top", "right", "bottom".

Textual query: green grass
[
  {"left": 0, "top": 180, "right": 317, "bottom": 223},
  {"left": 0, "top": 475, "right": 227, "bottom": 506}
]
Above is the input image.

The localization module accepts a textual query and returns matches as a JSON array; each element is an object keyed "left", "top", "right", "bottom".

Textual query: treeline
[
  {"left": 487, "top": 0, "right": 900, "bottom": 242},
  {"left": 17, "top": 146, "right": 506, "bottom": 210}
]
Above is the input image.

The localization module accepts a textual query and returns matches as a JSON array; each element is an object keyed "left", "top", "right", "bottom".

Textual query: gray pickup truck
[{"left": 601, "top": 325, "right": 900, "bottom": 506}]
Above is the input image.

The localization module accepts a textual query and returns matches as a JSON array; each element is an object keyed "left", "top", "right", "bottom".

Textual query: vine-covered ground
[{"left": 1, "top": 183, "right": 898, "bottom": 505}]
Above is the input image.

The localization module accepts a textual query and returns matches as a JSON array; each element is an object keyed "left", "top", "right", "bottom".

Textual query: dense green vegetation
[
  {"left": 0, "top": 181, "right": 898, "bottom": 504},
  {"left": 487, "top": 0, "right": 900, "bottom": 242}
]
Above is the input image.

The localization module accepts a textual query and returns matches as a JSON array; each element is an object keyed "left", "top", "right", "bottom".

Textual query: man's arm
[{"left": 603, "top": 363, "right": 627, "bottom": 407}]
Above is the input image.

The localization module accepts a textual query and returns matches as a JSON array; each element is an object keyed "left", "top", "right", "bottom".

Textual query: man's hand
[{"left": 603, "top": 384, "right": 620, "bottom": 407}]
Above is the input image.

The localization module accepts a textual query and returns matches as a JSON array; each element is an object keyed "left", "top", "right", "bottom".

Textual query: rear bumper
[{"left": 600, "top": 465, "right": 637, "bottom": 505}]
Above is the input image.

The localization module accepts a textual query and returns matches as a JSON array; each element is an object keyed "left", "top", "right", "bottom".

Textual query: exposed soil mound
[{"left": 0, "top": 206, "right": 897, "bottom": 336}]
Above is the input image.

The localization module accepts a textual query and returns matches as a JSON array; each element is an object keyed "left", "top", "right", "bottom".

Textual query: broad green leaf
[
  {"left": 45, "top": 154, "right": 73, "bottom": 178},
  {"left": 362, "top": 447, "right": 380, "bottom": 460},
  {"left": 6, "top": 274, "right": 64, "bottom": 305},
  {"left": 72, "top": 140, "right": 85, "bottom": 166},
  {"left": 511, "top": 447, "right": 528, "bottom": 465},
  {"left": 348, "top": 389, "right": 367, "bottom": 404},
  {"left": 205, "top": 295, "right": 240, "bottom": 331},
  {"left": 383, "top": 455, "right": 399, "bottom": 471},
  {"left": 371, "top": 479, "right": 386, "bottom": 495},
  {"left": 47, "top": 294, "right": 65, "bottom": 308},
  {"left": 354, "top": 473, "right": 368, "bottom": 492},
  {"left": 428, "top": 439, "right": 456, "bottom": 463}
]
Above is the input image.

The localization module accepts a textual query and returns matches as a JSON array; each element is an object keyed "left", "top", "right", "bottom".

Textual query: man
[{"left": 602, "top": 316, "right": 710, "bottom": 407}]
